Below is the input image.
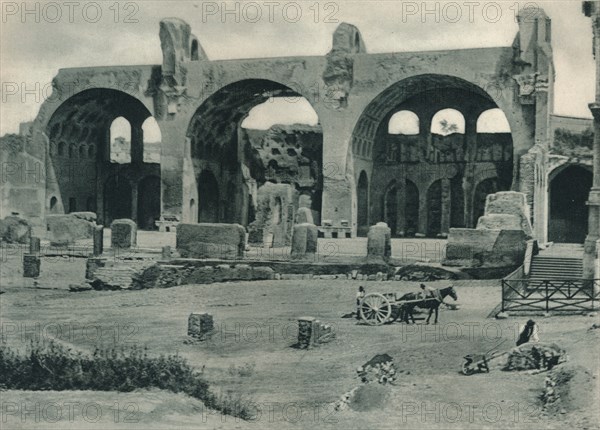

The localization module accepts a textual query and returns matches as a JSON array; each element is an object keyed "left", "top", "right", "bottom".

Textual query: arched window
[
  {"left": 88, "top": 145, "right": 95, "bottom": 159},
  {"left": 49, "top": 196, "right": 58, "bottom": 212},
  {"left": 241, "top": 97, "right": 319, "bottom": 130},
  {"left": 109, "top": 116, "right": 131, "bottom": 164},
  {"left": 79, "top": 145, "right": 86, "bottom": 158},
  {"left": 476, "top": 108, "right": 511, "bottom": 133},
  {"left": 69, "top": 143, "right": 76, "bottom": 158},
  {"left": 58, "top": 141, "right": 65, "bottom": 156},
  {"left": 431, "top": 109, "right": 465, "bottom": 135},
  {"left": 142, "top": 117, "right": 161, "bottom": 163},
  {"left": 388, "top": 110, "right": 419, "bottom": 135}
]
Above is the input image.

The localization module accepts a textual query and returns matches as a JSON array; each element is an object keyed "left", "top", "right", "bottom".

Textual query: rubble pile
[{"left": 504, "top": 343, "right": 568, "bottom": 371}]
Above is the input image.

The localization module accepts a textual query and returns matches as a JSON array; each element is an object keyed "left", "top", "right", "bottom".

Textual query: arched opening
[
  {"left": 198, "top": 170, "right": 219, "bottom": 223},
  {"left": 431, "top": 109, "right": 465, "bottom": 135},
  {"left": 476, "top": 108, "right": 511, "bottom": 133},
  {"left": 46, "top": 88, "right": 158, "bottom": 226},
  {"left": 388, "top": 110, "right": 419, "bottom": 135},
  {"left": 549, "top": 166, "right": 592, "bottom": 243},
  {"left": 187, "top": 79, "right": 322, "bottom": 230},
  {"left": 351, "top": 74, "right": 513, "bottom": 236},
  {"left": 103, "top": 176, "right": 132, "bottom": 225},
  {"left": 357, "top": 171, "right": 369, "bottom": 236},
  {"left": 383, "top": 182, "right": 397, "bottom": 234},
  {"left": 427, "top": 180, "right": 442, "bottom": 237},
  {"left": 110, "top": 117, "right": 131, "bottom": 164},
  {"left": 137, "top": 175, "right": 161, "bottom": 230},
  {"left": 189, "top": 199, "right": 196, "bottom": 223},
  {"left": 473, "top": 178, "right": 498, "bottom": 224},
  {"left": 142, "top": 117, "right": 161, "bottom": 163},
  {"left": 49, "top": 196, "right": 58, "bottom": 213},
  {"left": 69, "top": 144, "right": 76, "bottom": 159}
]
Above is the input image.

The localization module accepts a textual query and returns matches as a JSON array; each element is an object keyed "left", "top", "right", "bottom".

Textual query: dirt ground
[{"left": 1, "top": 251, "right": 599, "bottom": 429}]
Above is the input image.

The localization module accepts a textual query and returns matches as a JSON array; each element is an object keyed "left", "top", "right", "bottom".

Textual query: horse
[{"left": 397, "top": 286, "right": 458, "bottom": 325}]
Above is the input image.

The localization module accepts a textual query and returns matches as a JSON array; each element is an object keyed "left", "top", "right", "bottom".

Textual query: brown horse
[{"left": 398, "top": 286, "right": 458, "bottom": 324}]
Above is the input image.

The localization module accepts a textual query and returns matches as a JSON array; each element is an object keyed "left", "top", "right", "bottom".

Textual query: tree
[{"left": 439, "top": 119, "right": 458, "bottom": 135}]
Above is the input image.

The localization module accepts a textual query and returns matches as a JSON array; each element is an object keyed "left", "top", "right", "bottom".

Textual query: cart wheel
[
  {"left": 360, "top": 293, "right": 392, "bottom": 326},
  {"left": 461, "top": 364, "right": 476, "bottom": 375}
]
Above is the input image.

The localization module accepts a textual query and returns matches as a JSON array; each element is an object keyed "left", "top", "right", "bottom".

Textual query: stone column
[
  {"left": 131, "top": 123, "right": 144, "bottom": 165},
  {"left": 585, "top": 104, "right": 600, "bottom": 278},
  {"left": 93, "top": 225, "right": 104, "bottom": 256},
  {"left": 440, "top": 178, "right": 451, "bottom": 236},
  {"left": 29, "top": 237, "right": 41, "bottom": 254},
  {"left": 583, "top": 2, "right": 600, "bottom": 279},
  {"left": 463, "top": 117, "right": 478, "bottom": 228},
  {"left": 396, "top": 178, "right": 406, "bottom": 236},
  {"left": 131, "top": 181, "right": 139, "bottom": 225},
  {"left": 417, "top": 192, "right": 428, "bottom": 237}
]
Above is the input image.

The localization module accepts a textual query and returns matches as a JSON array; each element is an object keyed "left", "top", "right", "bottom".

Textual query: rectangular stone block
[
  {"left": 29, "top": 236, "right": 40, "bottom": 254},
  {"left": 111, "top": 219, "right": 137, "bottom": 248},
  {"left": 291, "top": 223, "right": 318, "bottom": 260},
  {"left": 176, "top": 223, "right": 246, "bottom": 259},
  {"left": 484, "top": 192, "right": 533, "bottom": 237},
  {"left": 23, "top": 254, "right": 40, "bottom": 278},
  {"left": 188, "top": 313, "right": 214, "bottom": 339},
  {"left": 367, "top": 222, "right": 391, "bottom": 262}
]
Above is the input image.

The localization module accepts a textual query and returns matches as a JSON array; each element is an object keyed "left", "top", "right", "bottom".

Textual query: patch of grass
[
  {"left": 0, "top": 341, "right": 253, "bottom": 419},
  {"left": 227, "top": 362, "right": 255, "bottom": 377}
]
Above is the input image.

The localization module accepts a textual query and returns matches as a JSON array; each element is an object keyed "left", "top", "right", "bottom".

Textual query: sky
[{"left": 0, "top": 0, "right": 596, "bottom": 136}]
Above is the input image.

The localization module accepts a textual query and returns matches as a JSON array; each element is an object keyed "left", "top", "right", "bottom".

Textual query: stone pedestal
[
  {"left": 23, "top": 254, "right": 40, "bottom": 278},
  {"left": 93, "top": 225, "right": 104, "bottom": 256},
  {"left": 111, "top": 219, "right": 137, "bottom": 249},
  {"left": 367, "top": 222, "right": 391, "bottom": 262},
  {"left": 291, "top": 223, "right": 318, "bottom": 260},
  {"left": 29, "top": 237, "right": 40, "bottom": 254},
  {"left": 188, "top": 313, "right": 214, "bottom": 339},
  {"left": 162, "top": 246, "right": 172, "bottom": 259},
  {"left": 297, "top": 317, "right": 335, "bottom": 349}
]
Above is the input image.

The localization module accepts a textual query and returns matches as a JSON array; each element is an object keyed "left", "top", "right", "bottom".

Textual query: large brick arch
[{"left": 350, "top": 74, "right": 516, "bottom": 236}]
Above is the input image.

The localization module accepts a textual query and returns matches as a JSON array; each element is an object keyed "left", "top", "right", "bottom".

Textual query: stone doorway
[{"left": 549, "top": 166, "right": 592, "bottom": 243}]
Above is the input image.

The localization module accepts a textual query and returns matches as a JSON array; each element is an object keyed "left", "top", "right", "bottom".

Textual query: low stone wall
[{"left": 132, "top": 263, "right": 276, "bottom": 289}]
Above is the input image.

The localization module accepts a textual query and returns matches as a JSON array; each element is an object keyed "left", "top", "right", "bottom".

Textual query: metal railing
[{"left": 502, "top": 278, "right": 600, "bottom": 313}]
